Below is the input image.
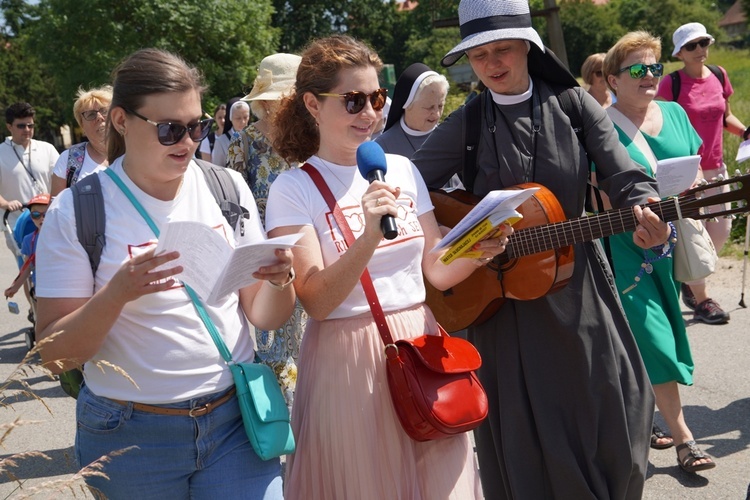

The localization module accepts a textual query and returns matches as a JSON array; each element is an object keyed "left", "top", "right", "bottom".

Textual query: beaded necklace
[{"left": 621, "top": 222, "right": 677, "bottom": 294}]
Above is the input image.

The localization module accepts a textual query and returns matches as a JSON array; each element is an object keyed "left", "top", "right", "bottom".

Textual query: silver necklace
[{"left": 317, "top": 157, "right": 362, "bottom": 207}]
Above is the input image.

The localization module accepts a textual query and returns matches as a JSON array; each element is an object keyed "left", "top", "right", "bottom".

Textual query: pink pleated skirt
[{"left": 284, "top": 304, "right": 483, "bottom": 500}]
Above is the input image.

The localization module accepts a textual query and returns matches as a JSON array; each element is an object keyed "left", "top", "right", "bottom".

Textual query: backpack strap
[
  {"left": 557, "top": 88, "right": 584, "bottom": 144},
  {"left": 706, "top": 65, "right": 728, "bottom": 127},
  {"left": 66, "top": 142, "right": 87, "bottom": 187},
  {"left": 670, "top": 70, "right": 681, "bottom": 102},
  {"left": 71, "top": 173, "right": 106, "bottom": 277},
  {"left": 194, "top": 159, "right": 250, "bottom": 236},
  {"left": 671, "top": 66, "right": 727, "bottom": 126},
  {"left": 72, "top": 161, "right": 250, "bottom": 277},
  {"left": 461, "top": 91, "right": 484, "bottom": 193}
]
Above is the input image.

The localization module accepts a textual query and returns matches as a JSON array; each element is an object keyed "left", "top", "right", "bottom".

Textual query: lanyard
[{"left": 9, "top": 141, "right": 43, "bottom": 193}]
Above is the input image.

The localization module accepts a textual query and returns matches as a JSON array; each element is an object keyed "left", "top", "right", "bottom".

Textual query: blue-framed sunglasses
[{"left": 616, "top": 63, "right": 664, "bottom": 79}]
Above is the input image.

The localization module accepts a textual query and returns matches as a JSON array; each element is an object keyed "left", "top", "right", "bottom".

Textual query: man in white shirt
[{"left": 1, "top": 102, "right": 59, "bottom": 249}]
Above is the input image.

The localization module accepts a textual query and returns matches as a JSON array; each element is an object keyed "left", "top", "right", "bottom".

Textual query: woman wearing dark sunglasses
[
  {"left": 656, "top": 22, "right": 746, "bottom": 325},
  {"left": 603, "top": 30, "right": 717, "bottom": 475},
  {"left": 266, "top": 35, "right": 490, "bottom": 499},
  {"left": 34, "top": 48, "right": 295, "bottom": 499}
]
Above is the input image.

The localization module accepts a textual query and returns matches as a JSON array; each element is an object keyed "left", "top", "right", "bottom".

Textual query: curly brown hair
[{"left": 272, "top": 35, "right": 382, "bottom": 163}]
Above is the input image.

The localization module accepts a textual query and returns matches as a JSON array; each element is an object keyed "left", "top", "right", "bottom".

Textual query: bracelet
[
  {"left": 743, "top": 125, "right": 750, "bottom": 141},
  {"left": 267, "top": 268, "right": 296, "bottom": 291}
]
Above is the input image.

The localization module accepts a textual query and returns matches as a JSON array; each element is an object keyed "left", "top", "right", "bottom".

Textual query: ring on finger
[{"left": 376, "top": 198, "right": 382, "bottom": 206}]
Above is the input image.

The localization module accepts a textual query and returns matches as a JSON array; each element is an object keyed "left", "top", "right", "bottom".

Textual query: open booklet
[
  {"left": 153, "top": 221, "right": 303, "bottom": 304},
  {"left": 432, "top": 187, "right": 539, "bottom": 264},
  {"left": 655, "top": 154, "right": 700, "bottom": 198}
]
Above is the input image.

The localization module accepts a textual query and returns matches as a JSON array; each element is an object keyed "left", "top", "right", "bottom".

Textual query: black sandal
[
  {"left": 676, "top": 440, "right": 716, "bottom": 473},
  {"left": 651, "top": 424, "right": 674, "bottom": 450}
]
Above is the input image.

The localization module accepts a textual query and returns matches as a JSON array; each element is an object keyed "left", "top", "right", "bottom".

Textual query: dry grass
[{"left": 0, "top": 333, "right": 138, "bottom": 498}]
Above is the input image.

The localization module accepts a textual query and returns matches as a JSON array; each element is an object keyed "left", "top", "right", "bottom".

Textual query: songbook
[
  {"left": 655, "top": 155, "right": 700, "bottom": 197},
  {"left": 433, "top": 187, "right": 539, "bottom": 264},
  {"left": 153, "top": 221, "right": 303, "bottom": 303}
]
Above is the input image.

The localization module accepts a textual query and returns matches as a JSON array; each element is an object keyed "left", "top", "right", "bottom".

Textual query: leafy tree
[
  {"left": 609, "top": 0, "right": 722, "bottom": 59},
  {"left": 1, "top": 1, "right": 66, "bottom": 144},
  {"left": 272, "top": 0, "right": 348, "bottom": 53},
  {"left": 26, "top": 0, "right": 280, "bottom": 115},
  {"left": 559, "top": 0, "right": 625, "bottom": 76}
]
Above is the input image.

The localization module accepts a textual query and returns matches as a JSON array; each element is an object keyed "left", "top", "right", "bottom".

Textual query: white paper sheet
[
  {"left": 656, "top": 155, "right": 701, "bottom": 197},
  {"left": 153, "top": 221, "right": 303, "bottom": 303},
  {"left": 736, "top": 140, "right": 750, "bottom": 164}
]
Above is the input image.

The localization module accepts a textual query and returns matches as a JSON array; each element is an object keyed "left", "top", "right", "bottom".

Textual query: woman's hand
[
  {"left": 103, "top": 248, "right": 183, "bottom": 305},
  {"left": 255, "top": 248, "right": 294, "bottom": 287},
  {"left": 633, "top": 197, "right": 670, "bottom": 249},
  {"left": 471, "top": 223, "right": 515, "bottom": 263},
  {"left": 361, "top": 180, "right": 401, "bottom": 241}
]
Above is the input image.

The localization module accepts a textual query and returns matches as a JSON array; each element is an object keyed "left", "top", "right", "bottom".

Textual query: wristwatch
[
  {"left": 743, "top": 125, "right": 750, "bottom": 141},
  {"left": 267, "top": 268, "right": 296, "bottom": 291}
]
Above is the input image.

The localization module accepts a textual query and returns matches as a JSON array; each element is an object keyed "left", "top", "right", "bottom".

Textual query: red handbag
[{"left": 302, "top": 163, "right": 489, "bottom": 441}]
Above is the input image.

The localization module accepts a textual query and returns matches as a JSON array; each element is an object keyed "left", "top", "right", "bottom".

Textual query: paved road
[{"left": 0, "top": 238, "right": 748, "bottom": 499}]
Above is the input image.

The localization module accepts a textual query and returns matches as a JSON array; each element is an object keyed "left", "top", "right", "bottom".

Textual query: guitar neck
[{"left": 505, "top": 175, "right": 747, "bottom": 259}]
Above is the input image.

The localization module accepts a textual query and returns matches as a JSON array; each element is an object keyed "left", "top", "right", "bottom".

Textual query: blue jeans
[{"left": 75, "top": 384, "right": 283, "bottom": 499}]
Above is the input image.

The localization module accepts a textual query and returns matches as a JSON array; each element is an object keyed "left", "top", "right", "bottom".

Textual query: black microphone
[{"left": 356, "top": 141, "right": 398, "bottom": 240}]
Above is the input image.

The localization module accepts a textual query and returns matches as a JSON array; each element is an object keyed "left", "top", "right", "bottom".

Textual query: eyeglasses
[
  {"left": 124, "top": 108, "right": 214, "bottom": 146},
  {"left": 318, "top": 88, "right": 388, "bottom": 114},
  {"left": 30, "top": 210, "right": 46, "bottom": 220},
  {"left": 683, "top": 38, "right": 712, "bottom": 52},
  {"left": 15, "top": 123, "right": 34, "bottom": 130},
  {"left": 81, "top": 108, "right": 109, "bottom": 121},
  {"left": 616, "top": 63, "right": 664, "bottom": 79}
]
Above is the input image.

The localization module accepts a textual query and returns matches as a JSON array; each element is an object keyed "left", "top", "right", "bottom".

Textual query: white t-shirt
[
  {"left": 51, "top": 143, "right": 107, "bottom": 185},
  {"left": 0, "top": 138, "right": 59, "bottom": 227},
  {"left": 37, "top": 158, "right": 265, "bottom": 403},
  {"left": 265, "top": 154, "right": 433, "bottom": 319}
]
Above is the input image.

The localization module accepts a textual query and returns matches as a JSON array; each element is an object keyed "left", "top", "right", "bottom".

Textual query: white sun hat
[
  {"left": 243, "top": 53, "right": 302, "bottom": 101},
  {"left": 672, "top": 22, "right": 715, "bottom": 57},
  {"left": 441, "top": 0, "right": 544, "bottom": 67}
]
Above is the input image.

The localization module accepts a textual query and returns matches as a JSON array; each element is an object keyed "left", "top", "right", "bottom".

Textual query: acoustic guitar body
[{"left": 426, "top": 184, "right": 573, "bottom": 333}]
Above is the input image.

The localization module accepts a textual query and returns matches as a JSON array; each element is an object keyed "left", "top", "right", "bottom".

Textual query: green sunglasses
[{"left": 616, "top": 63, "right": 664, "bottom": 79}]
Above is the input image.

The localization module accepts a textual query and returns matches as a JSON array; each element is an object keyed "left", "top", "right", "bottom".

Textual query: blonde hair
[
  {"left": 580, "top": 53, "right": 605, "bottom": 86},
  {"left": 73, "top": 85, "right": 113, "bottom": 127},
  {"left": 603, "top": 31, "right": 662, "bottom": 94}
]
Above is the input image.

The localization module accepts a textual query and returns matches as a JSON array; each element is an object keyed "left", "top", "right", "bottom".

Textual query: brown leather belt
[{"left": 111, "top": 386, "right": 236, "bottom": 417}]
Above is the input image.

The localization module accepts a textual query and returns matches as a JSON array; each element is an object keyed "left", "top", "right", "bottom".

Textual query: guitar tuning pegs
[
  {"left": 727, "top": 214, "right": 737, "bottom": 220},
  {"left": 697, "top": 178, "right": 709, "bottom": 186},
  {"left": 715, "top": 173, "right": 726, "bottom": 182},
  {"left": 734, "top": 169, "right": 742, "bottom": 177}
]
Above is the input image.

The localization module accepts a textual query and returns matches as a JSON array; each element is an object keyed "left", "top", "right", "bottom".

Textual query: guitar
[{"left": 426, "top": 173, "right": 750, "bottom": 333}]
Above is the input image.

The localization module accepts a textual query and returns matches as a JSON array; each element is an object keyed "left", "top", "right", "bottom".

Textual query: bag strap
[
  {"left": 73, "top": 161, "right": 249, "bottom": 277},
  {"left": 194, "top": 158, "right": 249, "bottom": 236},
  {"left": 66, "top": 142, "right": 87, "bottom": 187},
  {"left": 71, "top": 173, "right": 106, "bottom": 277},
  {"left": 300, "top": 163, "right": 396, "bottom": 348},
  {"left": 606, "top": 106, "right": 658, "bottom": 172},
  {"left": 102, "top": 168, "right": 235, "bottom": 365}
]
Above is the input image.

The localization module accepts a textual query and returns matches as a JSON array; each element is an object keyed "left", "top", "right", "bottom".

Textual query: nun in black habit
[
  {"left": 376, "top": 63, "right": 462, "bottom": 191},
  {"left": 412, "top": 0, "right": 669, "bottom": 498}
]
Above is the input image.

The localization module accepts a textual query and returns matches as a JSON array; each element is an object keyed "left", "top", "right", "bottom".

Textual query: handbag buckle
[{"left": 384, "top": 343, "right": 399, "bottom": 360}]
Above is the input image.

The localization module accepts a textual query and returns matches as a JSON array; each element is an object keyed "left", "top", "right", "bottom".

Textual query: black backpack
[
  {"left": 669, "top": 64, "right": 725, "bottom": 102},
  {"left": 669, "top": 65, "right": 727, "bottom": 127},
  {"left": 58, "top": 159, "right": 249, "bottom": 398}
]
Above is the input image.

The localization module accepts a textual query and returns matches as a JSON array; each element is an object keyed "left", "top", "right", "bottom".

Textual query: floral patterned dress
[{"left": 227, "top": 123, "right": 307, "bottom": 407}]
